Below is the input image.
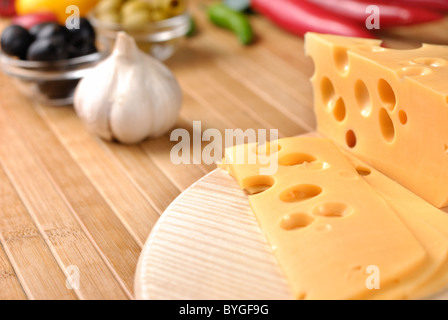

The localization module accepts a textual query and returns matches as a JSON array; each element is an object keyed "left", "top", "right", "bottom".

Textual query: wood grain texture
[
  {"left": 0, "top": 0, "right": 446, "bottom": 300},
  {"left": 134, "top": 169, "right": 293, "bottom": 300},
  {"left": 0, "top": 164, "right": 76, "bottom": 300}
]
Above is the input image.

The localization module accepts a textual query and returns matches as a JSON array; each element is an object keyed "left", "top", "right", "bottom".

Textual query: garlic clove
[{"left": 74, "top": 32, "right": 182, "bottom": 144}]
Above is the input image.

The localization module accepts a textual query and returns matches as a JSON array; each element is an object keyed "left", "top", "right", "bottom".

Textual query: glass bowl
[
  {"left": 0, "top": 38, "right": 111, "bottom": 106},
  {"left": 88, "top": 10, "right": 190, "bottom": 61}
]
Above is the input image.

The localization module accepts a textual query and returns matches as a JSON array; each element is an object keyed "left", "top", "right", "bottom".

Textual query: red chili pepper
[
  {"left": 309, "top": 0, "right": 443, "bottom": 27},
  {"left": 356, "top": 0, "right": 448, "bottom": 12},
  {"left": 0, "top": 0, "right": 15, "bottom": 17},
  {"left": 251, "top": 0, "right": 375, "bottom": 38}
]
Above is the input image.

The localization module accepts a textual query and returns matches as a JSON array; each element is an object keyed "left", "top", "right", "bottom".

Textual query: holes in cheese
[
  {"left": 278, "top": 153, "right": 316, "bottom": 166},
  {"left": 321, "top": 77, "right": 336, "bottom": 109},
  {"left": 397, "top": 66, "right": 432, "bottom": 77},
  {"left": 412, "top": 57, "right": 446, "bottom": 67},
  {"left": 280, "top": 213, "right": 315, "bottom": 231},
  {"left": 357, "top": 45, "right": 385, "bottom": 53},
  {"left": 346, "top": 130, "right": 357, "bottom": 148},
  {"left": 379, "top": 108, "right": 395, "bottom": 143},
  {"left": 304, "top": 160, "right": 330, "bottom": 171},
  {"left": 278, "top": 151, "right": 331, "bottom": 170},
  {"left": 280, "top": 202, "right": 352, "bottom": 231},
  {"left": 333, "top": 46, "right": 350, "bottom": 74},
  {"left": 279, "top": 184, "right": 322, "bottom": 203},
  {"left": 378, "top": 79, "right": 396, "bottom": 111},
  {"left": 354, "top": 80, "right": 371, "bottom": 117},
  {"left": 242, "top": 175, "right": 275, "bottom": 195},
  {"left": 333, "top": 97, "right": 346, "bottom": 122},
  {"left": 398, "top": 110, "right": 408, "bottom": 125},
  {"left": 355, "top": 166, "right": 371, "bottom": 176},
  {"left": 313, "top": 202, "right": 353, "bottom": 218},
  {"left": 254, "top": 141, "right": 281, "bottom": 156}
]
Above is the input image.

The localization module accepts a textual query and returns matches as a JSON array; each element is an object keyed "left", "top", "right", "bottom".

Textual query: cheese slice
[
  {"left": 341, "top": 150, "right": 448, "bottom": 299},
  {"left": 305, "top": 32, "right": 448, "bottom": 208},
  {"left": 219, "top": 137, "right": 427, "bottom": 299}
]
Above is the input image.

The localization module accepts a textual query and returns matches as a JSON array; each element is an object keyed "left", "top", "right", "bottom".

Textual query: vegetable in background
[
  {"left": 186, "top": 16, "right": 197, "bottom": 37},
  {"left": 355, "top": 0, "right": 448, "bottom": 12},
  {"left": 74, "top": 32, "right": 182, "bottom": 144},
  {"left": 0, "top": 0, "right": 15, "bottom": 17},
  {"left": 208, "top": 3, "right": 253, "bottom": 45},
  {"left": 309, "top": 0, "right": 444, "bottom": 27},
  {"left": 1, "top": 25, "right": 33, "bottom": 58},
  {"left": 1, "top": 18, "right": 98, "bottom": 61},
  {"left": 15, "top": 0, "right": 99, "bottom": 24},
  {"left": 251, "top": 0, "right": 375, "bottom": 38},
  {"left": 94, "top": 0, "right": 187, "bottom": 26}
]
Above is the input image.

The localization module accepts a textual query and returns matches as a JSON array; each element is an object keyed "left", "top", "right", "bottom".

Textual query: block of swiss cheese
[
  {"left": 219, "top": 137, "right": 428, "bottom": 300},
  {"left": 305, "top": 32, "right": 448, "bottom": 208}
]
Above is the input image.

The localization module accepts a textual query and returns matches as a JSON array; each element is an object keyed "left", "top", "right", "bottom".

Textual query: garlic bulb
[{"left": 74, "top": 32, "right": 182, "bottom": 144}]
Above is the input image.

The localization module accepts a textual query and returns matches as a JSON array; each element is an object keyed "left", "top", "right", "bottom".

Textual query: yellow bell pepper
[{"left": 16, "top": 0, "right": 100, "bottom": 24}]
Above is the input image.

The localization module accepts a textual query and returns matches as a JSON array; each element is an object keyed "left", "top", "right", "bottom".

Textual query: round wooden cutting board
[
  {"left": 134, "top": 168, "right": 448, "bottom": 300},
  {"left": 134, "top": 168, "right": 293, "bottom": 300}
]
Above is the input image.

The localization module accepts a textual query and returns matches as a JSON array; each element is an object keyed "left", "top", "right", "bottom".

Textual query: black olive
[
  {"left": 29, "top": 22, "right": 52, "bottom": 37},
  {"left": 67, "top": 18, "right": 96, "bottom": 44},
  {"left": 1, "top": 25, "right": 34, "bottom": 59},
  {"left": 68, "top": 39, "right": 97, "bottom": 58},
  {"left": 30, "top": 22, "right": 68, "bottom": 44},
  {"left": 26, "top": 37, "right": 69, "bottom": 61}
]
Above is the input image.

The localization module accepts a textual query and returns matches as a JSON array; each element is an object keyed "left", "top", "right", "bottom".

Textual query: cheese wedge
[
  {"left": 341, "top": 150, "right": 448, "bottom": 299},
  {"left": 305, "top": 32, "right": 448, "bottom": 208},
  {"left": 219, "top": 137, "right": 427, "bottom": 299}
]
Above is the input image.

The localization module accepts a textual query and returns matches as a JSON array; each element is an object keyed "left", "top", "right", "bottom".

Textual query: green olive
[
  {"left": 122, "top": 10, "right": 152, "bottom": 30},
  {"left": 95, "top": 0, "right": 123, "bottom": 15},
  {"left": 121, "top": 0, "right": 151, "bottom": 18},
  {"left": 150, "top": 9, "right": 168, "bottom": 22},
  {"left": 161, "top": 0, "right": 186, "bottom": 17}
]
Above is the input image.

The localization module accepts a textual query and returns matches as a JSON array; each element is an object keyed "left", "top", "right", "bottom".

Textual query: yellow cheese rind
[
  {"left": 220, "top": 137, "right": 427, "bottom": 300},
  {"left": 305, "top": 32, "right": 448, "bottom": 208}
]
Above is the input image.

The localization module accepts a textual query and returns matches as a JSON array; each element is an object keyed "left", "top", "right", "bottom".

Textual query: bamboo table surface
[{"left": 1, "top": 1, "right": 448, "bottom": 300}]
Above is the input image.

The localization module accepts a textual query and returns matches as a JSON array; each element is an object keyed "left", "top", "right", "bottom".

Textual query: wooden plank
[
  {"left": 140, "top": 123, "right": 211, "bottom": 191},
  {"left": 98, "top": 142, "right": 181, "bottom": 215},
  {"left": 34, "top": 104, "right": 159, "bottom": 248},
  {"left": 252, "top": 17, "right": 317, "bottom": 75},
  {"left": 0, "top": 165, "right": 78, "bottom": 300},
  {"left": 175, "top": 66, "right": 276, "bottom": 134},
  {"left": 0, "top": 243, "right": 27, "bottom": 300},
  {"left": 186, "top": 4, "right": 316, "bottom": 132},
  {"left": 0, "top": 105, "right": 130, "bottom": 300}
]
